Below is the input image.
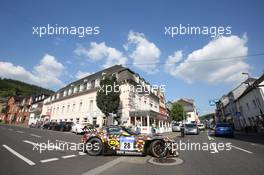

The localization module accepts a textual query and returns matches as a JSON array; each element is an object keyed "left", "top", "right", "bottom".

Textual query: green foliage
[
  {"left": 96, "top": 75, "right": 120, "bottom": 125},
  {"left": 0, "top": 78, "right": 54, "bottom": 98},
  {"left": 170, "top": 102, "right": 186, "bottom": 121}
]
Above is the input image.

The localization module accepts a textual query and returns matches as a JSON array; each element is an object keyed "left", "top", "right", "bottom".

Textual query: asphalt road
[{"left": 0, "top": 124, "right": 263, "bottom": 175}]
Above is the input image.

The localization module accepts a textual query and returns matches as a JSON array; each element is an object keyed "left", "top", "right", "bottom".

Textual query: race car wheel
[
  {"left": 150, "top": 140, "right": 168, "bottom": 158},
  {"left": 86, "top": 137, "right": 103, "bottom": 156}
]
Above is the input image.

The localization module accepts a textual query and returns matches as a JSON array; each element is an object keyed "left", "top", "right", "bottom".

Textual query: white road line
[
  {"left": 231, "top": 145, "right": 253, "bottom": 154},
  {"left": 23, "top": 140, "right": 62, "bottom": 150},
  {"left": 8, "top": 128, "right": 13, "bottom": 131},
  {"left": 61, "top": 154, "right": 76, "bottom": 159},
  {"left": 30, "top": 134, "right": 42, "bottom": 138},
  {"left": 16, "top": 131, "right": 24, "bottom": 133},
  {"left": 82, "top": 157, "right": 125, "bottom": 175},
  {"left": 40, "top": 158, "right": 59, "bottom": 163},
  {"left": 78, "top": 152, "right": 87, "bottom": 155},
  {"left": 207, "top": 131, "right": 215, "bottom": 141},
  {"left": 2, "top": 145, "right": 36, "bottom": 166},
  {"left": 23, "top": 140, "right": 38, "bottom": 146}
]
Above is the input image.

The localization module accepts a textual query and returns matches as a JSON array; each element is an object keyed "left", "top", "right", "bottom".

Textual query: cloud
[
  {"left": 74, "top": 42, "right": 127, "bottom": 68},
  {"left": 165, "top": 34, "right": 250, "bottom": 85},
  {"left": 125, "top": 31, "right": 161, "bottom": 74},
  {"left": 75, "top": 70, "right": 92, "bottom": 79},
  {"left": 0, "top": 54, "right": 64, "bottom": 89}
]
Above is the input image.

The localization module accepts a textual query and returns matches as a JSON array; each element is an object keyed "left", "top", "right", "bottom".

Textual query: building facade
[
  {"left": 215, "top": 75, "right": 264, "bottom": 131},
  {"left": 42, "top": 65, "right": 170, "bottom": 133},
  {"left": 177, "top": 98, "right": 199, "bottom": 123},
  {"left": 28, "top": 93, "right": 51, "bottom": 125}
]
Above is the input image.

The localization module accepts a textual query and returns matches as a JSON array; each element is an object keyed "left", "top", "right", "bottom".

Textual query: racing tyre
[
  {"left": 150, "top": 140, "right": 169, "bottom": 158},
  {"left": 85, "top": 137, "right": 103, "bottom": 156}
]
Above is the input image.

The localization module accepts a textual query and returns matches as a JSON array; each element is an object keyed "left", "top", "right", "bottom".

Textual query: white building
[
  {"left": 41, "top": 65, "right": 169, "bottom": 133},
  {"left": 234, "top": 74, "right": 264, "bottom": 130},
  {"left": 177, "top": 98, "right": 199, "bottom": 123},
  {"left": 28, "top": 93, "right": 50, "bottom": 125}
]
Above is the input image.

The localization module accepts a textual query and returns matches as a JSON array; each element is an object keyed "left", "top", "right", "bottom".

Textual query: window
[
  {"left": 76, "top": 118, "right": 80, "bottom": 124},
  {"left": 80, "top": 84, "right": 84, "bottom": 92},
  {"left": 83, "top": 117, "right": 88, "bottom": 123},
  {"left": 70, "top": 118, "right": 73, "bottom": 122},
  {"left": 89, "top": 100, "right": 93, "bottom": 111},
  {"left": 67, "top": 105, "right": 70, "bottom": 113},
  {"left": 95, "top": 79, "right": 100, "bottom": 87},
  {"left": 73, "top": 86, "right": 78, "bottom": 94},
  {"left": 72, "top": 104, "right": 76, "bottom": 112},
  {"left": 62, "top": 106, "right": 65, "bottom": 114},
  {"left": 87, "top": 82, "right": 91, "bottom": 90},
  {"left": 91, "top": 80, "right": 95, "bottom": 88},
  {"left": 79, "top": 102, "right": 83, "bottom": 111},
  {"left": 93, "top": 117, "right": 97, "bottom": 125},
  {"left": 68, "top": 88, "right": 72, "bottom": 95},
  {"left": 63, "top": 90, "right": 67, "bottom": 97}
]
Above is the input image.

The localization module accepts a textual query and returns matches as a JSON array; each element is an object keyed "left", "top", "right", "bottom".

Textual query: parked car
[
  {"left": 184, "top": 123, "right": 199, "bottom": 135},
  {"left": 41, "top": 122, "right": 57, "bottom": 130},
  {"left": 172, "top": 123, "right": 181, "bottom": 132},
  {"left": 72, "top": 123, "right": 95, "bottom": 134},
  {"left": 53, "top": 122, "right": 73, "bottom": 132},
  {"left": 215, "top": 123, "right": 234, "bottom": 137},
  {"left": 197, "top": 123, "right": 205, "bottom": 131},
  {"left": 81, "top": 125, "right": 178, "bottom": 158}
]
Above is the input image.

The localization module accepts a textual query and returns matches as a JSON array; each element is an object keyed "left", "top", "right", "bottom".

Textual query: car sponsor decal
[{"left": 120, "top": 136, "right": 135, "bottom": 151}]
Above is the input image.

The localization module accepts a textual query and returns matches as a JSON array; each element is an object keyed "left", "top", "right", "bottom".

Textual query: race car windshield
[{"left": 122, "top": 127, "right": 139, "bottom": 135}]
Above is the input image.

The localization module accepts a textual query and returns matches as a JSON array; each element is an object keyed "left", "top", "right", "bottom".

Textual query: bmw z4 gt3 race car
[{"left": 81, "top": 125, "right": 178, "bottom": 158}]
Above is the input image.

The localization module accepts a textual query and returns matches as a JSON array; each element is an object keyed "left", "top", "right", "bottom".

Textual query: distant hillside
[
  {"left": 0, "top": 78, "right": 54, "bottom": 97},
  {"left": 199, "top": 113, "right": 215, "bottom": 122}
]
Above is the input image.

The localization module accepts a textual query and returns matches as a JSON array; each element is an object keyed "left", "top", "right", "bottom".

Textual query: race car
[{"left": 81, "top": 125, "right": 177, "bottom": 158}]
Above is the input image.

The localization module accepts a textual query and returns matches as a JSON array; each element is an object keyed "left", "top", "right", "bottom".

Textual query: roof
[
  {"left": 58, "top": 65, "right": 126, "bottom": 93},
  {"left": 177, "top": 98, "right": 194, "bottom": 105},
  {"left": 236, "top": 73, "right": 264, "bottom": 101}
]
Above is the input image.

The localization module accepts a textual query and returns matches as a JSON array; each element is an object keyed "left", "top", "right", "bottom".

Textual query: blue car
[{"left": 215, "top": 123, "right": 234, "bottom": 137}]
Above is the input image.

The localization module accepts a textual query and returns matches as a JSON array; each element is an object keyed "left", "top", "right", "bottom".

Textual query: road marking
[
  {"left": 23, "top": 140, "right": 62, "bottom": 151},
  {"left": 231, "top": 145, "right": 253, "bottom": 154},
  {"left": 207, "top": 131, "right": 215, "bottom": 141},
  {"left": 30, "top": 134, "right": 42, "bottom": 138},
  {"left": 8, "top": 128, "right": 13, "bottom": 131},
  {"left": 61, "top": 154, "right": 76, "bottom": 159},
  {"left": 82, "top": 157, "right": 125, "bottom": 175},
  {"left": 16, "top": 131, "right": 24, "bottom": 133},
  {"left": 40, "top": 158, "right": 59, "bottom": 163},
  {"left": 2, "top": 145, "right": 36, "bottom": 166},
  {"left": 251, "top": 143, "right": 256, "bottom": 146},
  {"left": 78, "top": 152, "right": 87, "bottom": 155}
]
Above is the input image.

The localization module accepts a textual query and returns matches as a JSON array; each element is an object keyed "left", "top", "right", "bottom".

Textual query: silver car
[
  {"left": 184, "top": 123, "right": 199, "bottom": 135},
  {"left": 172, "top": 123, "right": 181, "bottom": 132}
]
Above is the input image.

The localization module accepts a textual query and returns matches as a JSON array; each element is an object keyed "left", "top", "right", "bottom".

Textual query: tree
[
  {"left": 170, "top": 102, "right": 186, "bottom": 121},
  {"left": 96, "top": 75, "right": 120, "bottom": 126}
]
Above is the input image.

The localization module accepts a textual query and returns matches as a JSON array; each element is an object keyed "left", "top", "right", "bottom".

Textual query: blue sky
[{"left": 0, "top": 0, "right": 264, "bottom": 115}]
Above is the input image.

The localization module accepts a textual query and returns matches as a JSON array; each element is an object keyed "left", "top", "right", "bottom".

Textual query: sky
[{"left": 0, "top": 0, "right": 264, "bottom": 115}]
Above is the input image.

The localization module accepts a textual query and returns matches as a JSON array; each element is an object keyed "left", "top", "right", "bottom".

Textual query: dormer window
[
  {"left": 87, "top": 82, "right": 91, "bottom": 90},
  {"left": 80, "top": 84, "right": 84, "bottom": 92},
  {"left": 68, "top": 88, "right": 72, "bottom": 95},
  {"left": 95, "top": 79, "right": 100, "bottom": 87},
  {"left": 73, "top": 86, "right": 78, "bottom": 94}
]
